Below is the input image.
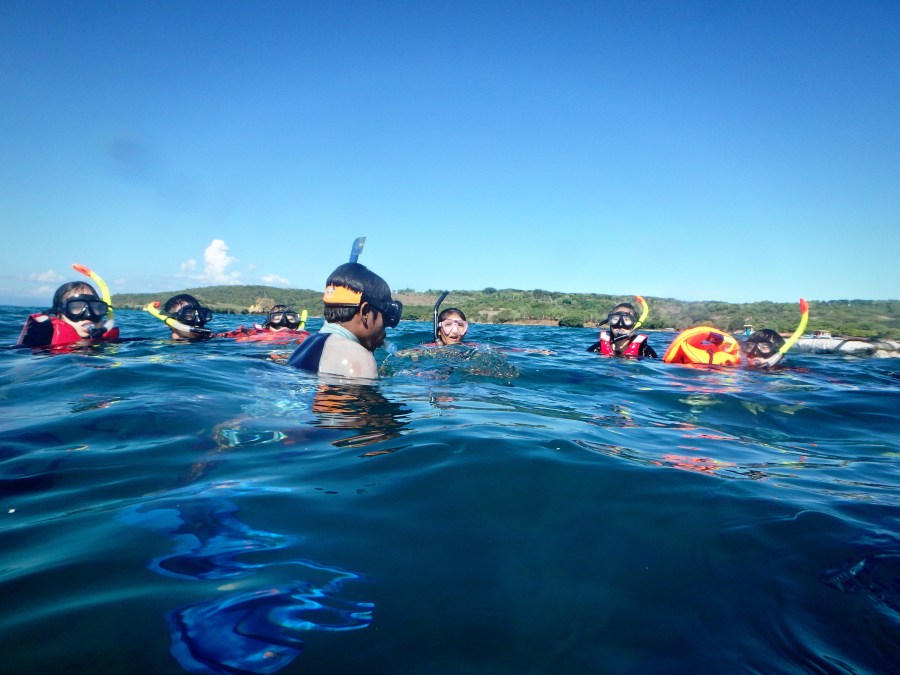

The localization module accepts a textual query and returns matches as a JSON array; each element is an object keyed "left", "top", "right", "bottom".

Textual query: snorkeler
[
  {"left": 145, "top": 294, "right": 214, "bottom": 341},
  {"left": 428, "top": 292, "right": 469, "bottom": 346},
  {"left": 286, "top": 262, "right": 401, "bottom": 379},
  {"left": 218, "top": 305, "right": 310, "bottom": 343},
  {"left": 17, "top": 264, "right": 119, "bottom": 348},
  {"left": 587, "top": 297, "right": 657, "bottom": 358},
  {"left": 262, "top": 305, "right": 307, "bottom": 333},
  {"left": 740, "top": 299, "right": 809, "bottom": 369}
]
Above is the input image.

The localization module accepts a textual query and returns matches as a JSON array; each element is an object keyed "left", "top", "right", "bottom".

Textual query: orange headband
[{"left": 323, "top": 285, "right": 363, "bottom": 305}]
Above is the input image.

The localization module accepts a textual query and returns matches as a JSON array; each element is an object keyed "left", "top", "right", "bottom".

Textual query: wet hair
[
  {"left": 439, "top": 307, "right": 466, "bottom": 322},
  {"left": 51, "top": 282, "right": 98, "bottom": 314},
  {"left": 612, "top": 302, "right": 637, "bottom": 315},
  {"left": 746, "top": 328, "right": 785, "bottom": 350},
  {"left": 323, "top": 263, "right": 392, "bottom": 323},
  {"left": 163, "top": 293, "right": 202, "bottom": 315}
]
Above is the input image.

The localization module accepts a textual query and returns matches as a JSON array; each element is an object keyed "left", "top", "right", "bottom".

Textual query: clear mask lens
[
  {"left": 441, "top": 318, "right": 468, "bottom": 334},
  {"left": 608, "top": 312, "right": 636, "bottom": 329}
]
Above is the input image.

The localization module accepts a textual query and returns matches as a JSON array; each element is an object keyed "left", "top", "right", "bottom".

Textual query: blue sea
[{"left": 1, "top": 306, "right": 898, "bottom": 674}]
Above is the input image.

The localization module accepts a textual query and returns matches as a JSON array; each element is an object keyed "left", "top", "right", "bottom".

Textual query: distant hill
[{"left": 112, "top": 286, "right": 900, "bottom": 339}]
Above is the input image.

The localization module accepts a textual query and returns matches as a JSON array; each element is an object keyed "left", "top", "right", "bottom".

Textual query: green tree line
[{"left": 112, "top": 286, "right": 900, "bottom": 339}]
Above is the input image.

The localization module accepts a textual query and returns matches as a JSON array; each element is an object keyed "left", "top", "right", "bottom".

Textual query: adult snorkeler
[{"left": 286, "top": 262, "right": 401, "bottom": 379}]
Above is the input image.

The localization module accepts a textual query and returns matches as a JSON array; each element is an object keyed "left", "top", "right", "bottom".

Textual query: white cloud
[
  {"left": 28, "top": 270, "right": 64, "bottom": 283},
  {"left": 261, "top": 273, "right": 289, "bottom": 286},
  {"left": 203, "top": 239, "right": 240, "bottom": 285},
  {"left": 180, "top": 258, "right": 197, "bottom": 274}
]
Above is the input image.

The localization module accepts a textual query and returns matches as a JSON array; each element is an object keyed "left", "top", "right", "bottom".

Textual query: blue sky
[{"left": 1, "top": 1, "right": 898, "bottom": 306}]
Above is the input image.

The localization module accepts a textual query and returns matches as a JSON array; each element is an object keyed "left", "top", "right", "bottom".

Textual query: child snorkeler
[
  {"left": 17, "top": 265, "right": 119, "bottom": 348},
  {"left": 740, "top": 299, "right": 809, "bottom": 369},
  {"left": 435, "top": 307, "right": 469, "bottom": 346},
  {"left": 587, "top": 296, "right": 657, "bottom": 358},
  {"left": 144, "top": 294, "right": 214, "bottom": 341}
]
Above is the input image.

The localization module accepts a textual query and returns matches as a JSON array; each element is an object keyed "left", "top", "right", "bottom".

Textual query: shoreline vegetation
[{"left": 109, "top": 285, "right": 900, "bottom": 340}]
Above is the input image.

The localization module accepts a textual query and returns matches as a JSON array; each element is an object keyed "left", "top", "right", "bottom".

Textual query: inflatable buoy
[{"left": 663, "top": 327, "right": 741, "bottom": 366}]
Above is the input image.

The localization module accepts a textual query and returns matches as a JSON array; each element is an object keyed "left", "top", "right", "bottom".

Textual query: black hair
[
  {"left": 612, "top": 302, "right": 637, "bottom": 315},
  {"left": 323, "top": 262, "right": 392, "bottom": 323},
  {"left": 439, "top": 307, "right": 466, "bottom": 322},
  {"left": 746, "top": 328, "right": 785, "bottom": 349},
  {"left": 51, "top": 282, "right": 98, "bottom": 314},
  {"left": 163, "top": 293, "right": 202, "bottom": 315}
]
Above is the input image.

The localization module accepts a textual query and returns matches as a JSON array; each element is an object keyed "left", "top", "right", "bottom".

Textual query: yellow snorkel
[
  {"left": 634, "top": 295, "right": 649, "bottom": 330},
  {"left": 299, "top": 309, "right": 308, "bottom": 330},
  {"left": 144, "top": 301, "right": 212, "bottom": 337},
  {"left": 780, "top": 298, "right": 809, "bottom": 354},
  {"left": 72, "top": 263, "right": 114, "bottom": 332}
]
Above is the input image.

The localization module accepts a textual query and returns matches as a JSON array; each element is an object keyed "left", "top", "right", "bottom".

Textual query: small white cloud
[
  {"left": 246, "top": 263, "right": 257, "bottom": 271},
  {"left": 261, "top": 273, "right": 289, "bottom": 286},
  {"left": 203, "top": 239, "right": 240, "bottom": 285},
  {"left": 28, "top": 270, "right": 64, "bottom": 283},
  {"left": 180, "top": 258, "right": 197, "bottom": 274}
]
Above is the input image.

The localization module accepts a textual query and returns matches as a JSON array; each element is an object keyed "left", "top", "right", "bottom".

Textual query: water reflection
[
  {"left": 122, "top": 482, "right": 373, "bottom": 674},
  {"left": 310, "top": 381, "right": 411, "bottom": 449}
]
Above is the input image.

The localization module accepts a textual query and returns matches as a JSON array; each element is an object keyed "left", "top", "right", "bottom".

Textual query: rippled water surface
[{"left": 1, "top": 307, "right": 899, "bottom": 673}]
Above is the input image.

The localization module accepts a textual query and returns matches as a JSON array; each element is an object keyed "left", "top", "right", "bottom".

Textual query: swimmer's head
[
  {"left": 163, "top": 294, "right": 213, "bottom": 341},
  {"left": 323, "top": 262, "right": 401, "bottom": 351},
  {"left": 608, "top": 302, "right": 638, "bottom": 340},
  {"left": 264, "top": 304, "right": 301, "bottom": 331},
  {"left": 741, "top": 328, "right": 785, "bottom": 368},
  {"left": 51, "top": 281, "right": 107, "bottom": 338},
  {"left": 437, "top": 307, "right": 468, "bottom": 345}
]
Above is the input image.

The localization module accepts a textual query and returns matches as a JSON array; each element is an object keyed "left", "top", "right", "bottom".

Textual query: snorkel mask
[
  {"left": 70, "top": 264, "right": 115, "bottom": 337},
  {"left": 144, "top": 301, "right": 213, "bottom": 338},
  {"left": 266, "top": 308, "right": 302, "bottom": 329}
]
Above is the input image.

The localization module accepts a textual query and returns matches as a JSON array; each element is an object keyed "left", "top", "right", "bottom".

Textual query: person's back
[{"left": 287, "top": 262, "right": 401, "bottom": 380}]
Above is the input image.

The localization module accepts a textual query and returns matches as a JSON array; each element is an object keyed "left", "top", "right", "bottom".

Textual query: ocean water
[{"left": 1, "top": 306, "right": 898, "bottom": 674}]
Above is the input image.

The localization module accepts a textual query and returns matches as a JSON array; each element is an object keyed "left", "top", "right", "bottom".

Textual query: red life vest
[
  {"left": 18, "top": 314, "right": 119, "bottom": 348},
  {"left": 218, "top": 325, "right": 309, "bottom": 343},
  {"left": 597, "top": 330, "right": 647, "bottom": 357}
]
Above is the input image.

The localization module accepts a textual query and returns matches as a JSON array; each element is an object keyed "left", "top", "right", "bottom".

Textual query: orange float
[{"left": 662, "top": 326, "right": 741, "bottom": 366}]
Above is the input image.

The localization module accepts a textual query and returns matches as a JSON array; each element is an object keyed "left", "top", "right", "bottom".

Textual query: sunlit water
[{"left": 1, "top": 307, "right": 898, "bottom": 673}]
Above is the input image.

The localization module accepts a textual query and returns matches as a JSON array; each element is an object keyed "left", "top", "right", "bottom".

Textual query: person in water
[
  {"left": 286, "top": 262, "right": 401, "bottom": 379},
  {"left": 157, "top": 294, "right": 214, "bottom": 341},
  {"left": 262, "top": 305, "right": 305, "bottom": 332},
  {"left": 740, "top": 329, "right": 786, "bottom": 369},
  {"left": 435, "top": 307, "right": 468, "bottom": 346},
  {"left": 18, "top": 281, "right": 118, "bottom": 347},
  {"left": 587, "top": 302, "right": 657, "bottom": 358},
  {"left": 217, "top": 304, "right": 308, "bottom": 342}
]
